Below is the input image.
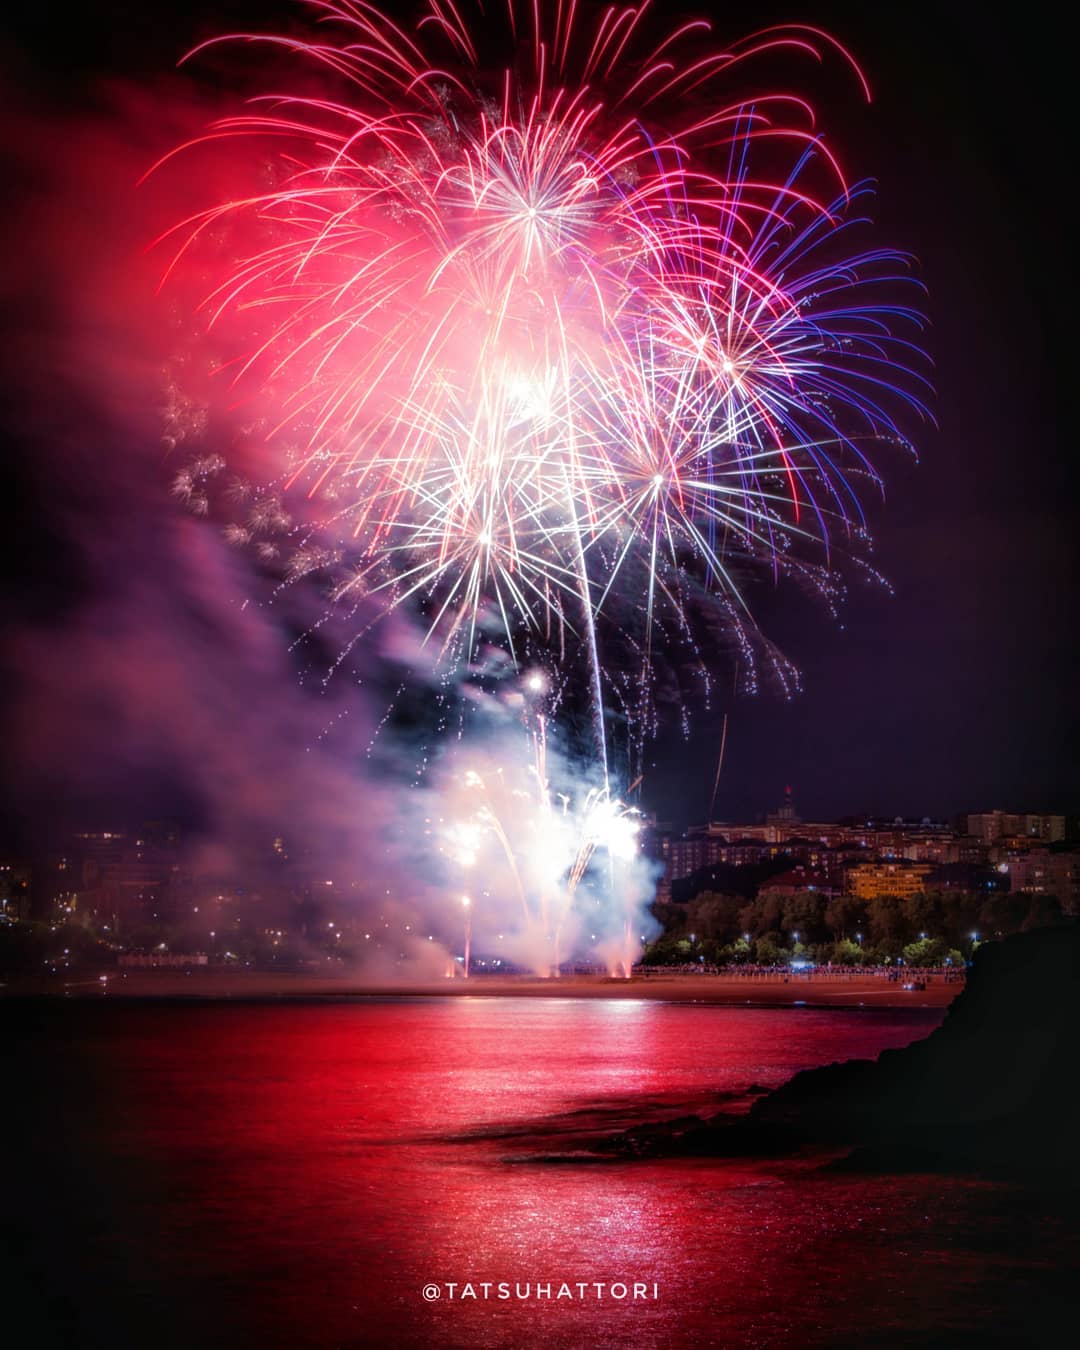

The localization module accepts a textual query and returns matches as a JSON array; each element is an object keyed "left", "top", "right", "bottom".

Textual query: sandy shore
[{"left": 1, "top": 970, "right": 962, "bottom": 1008}]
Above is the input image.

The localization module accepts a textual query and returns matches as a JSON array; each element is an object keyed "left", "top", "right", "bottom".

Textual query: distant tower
[{"left": 768, "top": 785, "right": 801, "bottom": 827}]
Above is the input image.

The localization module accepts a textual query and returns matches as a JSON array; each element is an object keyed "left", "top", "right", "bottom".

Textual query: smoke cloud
[{"left": 0, "top": 67, "right": 660, "bottom": 976}]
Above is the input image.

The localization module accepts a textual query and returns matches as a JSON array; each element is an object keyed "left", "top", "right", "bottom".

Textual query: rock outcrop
[
  {"left": 756, "top": 925, "right": 1080, "bottom": 1176},
  {"left": 610, "top": 926, "right": 1080, "bottom": 1179}
]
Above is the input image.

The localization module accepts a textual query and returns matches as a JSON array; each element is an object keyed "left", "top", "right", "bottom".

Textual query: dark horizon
[{"left": 0, "top": 0, "right": 1074, "bottom": 853}]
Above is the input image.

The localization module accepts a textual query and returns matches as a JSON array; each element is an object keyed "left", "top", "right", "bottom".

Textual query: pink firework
[{"left": 153, "top": 0, "right": 929, "bottom": 717}]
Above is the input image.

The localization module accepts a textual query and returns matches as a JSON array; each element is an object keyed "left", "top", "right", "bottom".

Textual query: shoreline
[{"left": 0, "top": 970, "right": 961, "bottom": 1008}]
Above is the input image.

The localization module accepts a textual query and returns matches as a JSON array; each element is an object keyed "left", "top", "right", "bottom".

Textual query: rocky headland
[{"left": 607, "top": 925, "right": 1080, "bottom": 1180}]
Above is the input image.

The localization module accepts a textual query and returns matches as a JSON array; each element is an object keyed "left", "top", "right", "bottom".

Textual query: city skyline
[
  {"left": 3, "top": 787, "right": 1076, "bottom": 857},
  {"left": 6, "top": 794, "right": 1075, "bottom": 921}
]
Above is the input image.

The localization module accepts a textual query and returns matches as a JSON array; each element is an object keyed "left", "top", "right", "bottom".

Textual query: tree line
[{"left": 643, "top": 887, "right": 1071, "bottom": 968}]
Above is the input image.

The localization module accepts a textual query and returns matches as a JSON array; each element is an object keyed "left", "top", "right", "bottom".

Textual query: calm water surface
[{"left": 5, "top": 999, "right": 1073, "bottom": 1348}]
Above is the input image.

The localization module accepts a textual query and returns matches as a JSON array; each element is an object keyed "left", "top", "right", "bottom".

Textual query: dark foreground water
[{"left": 3, "top": 999, "right": 1075, "bottom": 1348}]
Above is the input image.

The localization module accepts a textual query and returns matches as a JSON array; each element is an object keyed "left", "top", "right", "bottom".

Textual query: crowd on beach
[{"left": 633, "top": 962, "right": 967, "bottom": 984}]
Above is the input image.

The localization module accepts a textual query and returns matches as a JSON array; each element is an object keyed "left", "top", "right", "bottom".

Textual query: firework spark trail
[
  {"left": 156, "top": 1, "right": 929, "bottom": 967},
  {"left": 154, "top": 2, "right": 928, "bottom": 696},
  {"left": 436, "top": 706, "right": 644, "bottom": 977}
]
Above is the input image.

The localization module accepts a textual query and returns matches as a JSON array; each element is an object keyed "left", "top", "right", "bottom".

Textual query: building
[
  {"left": 846, "top": 861, "right": 933, "bottom": 900},
  {"left": 648, "top": 798, "right": 1070, "bottom": 909},
  {"left": 924, "top": 862, "right": 1008, "bottom": 894},
  {"left": 758, "top": 866, "right": 839, "bottom": 899},
  {"left": 1005, "top": 849, "right": 1080, "bottom": 913},
  {"left": 766, "top": 784, "right": 801, "bottom": 829},
  {"left": 667, "top": 828, "right": 732, "bottom": 881},
  {"left": 68, "top": 825, "right": 194, "bottom": 932},
  {"left": 0, "top": 862, "right": 32, "bottom": 921},
  {"left": 964, "top": 811, "right": 1066, "bottom": 845},
  {"left": 35, "top": 854, "right": 80, "bottom": 922},
  {"left": 118, "top": 952, "right": 208, "bottom": 968}
]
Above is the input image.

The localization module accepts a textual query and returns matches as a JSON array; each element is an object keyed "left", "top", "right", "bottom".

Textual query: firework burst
[{"left": 155, "top": 0, "right": 930, "bottom": 772}]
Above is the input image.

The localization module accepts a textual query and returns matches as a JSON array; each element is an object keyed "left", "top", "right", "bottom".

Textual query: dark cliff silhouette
[{"left": 611, "top": 926, "right": 1080, "bottom": 1179}]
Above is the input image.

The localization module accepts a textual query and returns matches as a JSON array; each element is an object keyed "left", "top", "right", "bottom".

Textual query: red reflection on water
[{"left": 53, "top": 999, "right": 982, "bottom": 1348}]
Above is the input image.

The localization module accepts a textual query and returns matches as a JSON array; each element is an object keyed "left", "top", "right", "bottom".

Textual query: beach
[{"left": 3, "top": 969, "right": 962, "bottom": 1007}]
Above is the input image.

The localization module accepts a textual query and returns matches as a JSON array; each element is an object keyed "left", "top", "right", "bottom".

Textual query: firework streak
[{"left": 155, "top": 0, "right": 930, "bottom": 781}]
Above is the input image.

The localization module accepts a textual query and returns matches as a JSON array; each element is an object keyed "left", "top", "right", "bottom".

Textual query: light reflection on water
[{"left": 9, "top": 998, "right": 1074, "bottom": 1348}]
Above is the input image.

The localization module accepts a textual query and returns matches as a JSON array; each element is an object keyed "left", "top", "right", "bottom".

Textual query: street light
[{"left": 461, "top": 895, "right": 472, "bottom": 978}]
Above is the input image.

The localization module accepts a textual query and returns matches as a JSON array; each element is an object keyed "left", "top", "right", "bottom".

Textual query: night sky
[{"left": 0, "top": 0, "right": 1073, "bottom": 846}]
